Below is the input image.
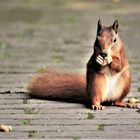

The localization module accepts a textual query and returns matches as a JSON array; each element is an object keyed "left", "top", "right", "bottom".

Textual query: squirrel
[{"left": 27, "top": 20, "right": 137, "bottom": 110}]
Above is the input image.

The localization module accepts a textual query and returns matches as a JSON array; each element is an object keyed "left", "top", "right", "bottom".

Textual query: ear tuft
[
  {"left": 97, "top": 19, "right": 102, "bottom": 34},
  {"left": 112, "top": 20, "right": 119, "bottom": 34}
]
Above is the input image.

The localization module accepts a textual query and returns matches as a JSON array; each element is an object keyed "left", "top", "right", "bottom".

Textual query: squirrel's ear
[
  {"left": 97, "top": 19, "right": 102, "bottom": 34},
  {"left": 112, "top": 20, "right": 119, "bottom": 34}
]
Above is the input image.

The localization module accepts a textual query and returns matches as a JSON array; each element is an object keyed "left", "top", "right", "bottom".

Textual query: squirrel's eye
[{"left": 113, "top": 38, "right": 116, "bottom": 42}]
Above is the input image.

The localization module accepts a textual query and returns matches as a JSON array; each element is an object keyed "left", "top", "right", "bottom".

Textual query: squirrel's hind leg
[{"left": 114, "top": 101, "right": 138, "bottom": 109}]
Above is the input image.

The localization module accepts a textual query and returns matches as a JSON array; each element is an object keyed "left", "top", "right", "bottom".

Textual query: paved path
[{"left": 0, "top": 0, "right": 140, "bottom": 139}]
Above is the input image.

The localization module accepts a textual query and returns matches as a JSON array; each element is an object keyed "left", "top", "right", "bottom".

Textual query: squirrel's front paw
[
  {"left": 96, "top": 55, "right": 107, "bottom": 66},
  {"left": 92, "top": 104, "right": 105, "bottom": 110},
  {"left": 105, "top": 55, "right": 112, "bottom": 64}
]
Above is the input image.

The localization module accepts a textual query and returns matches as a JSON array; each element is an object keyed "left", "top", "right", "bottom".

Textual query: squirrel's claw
[
  {"left": 96, "top": 55, "right": 107, "bottom": 66},
  {"left": 92, "top": 104, "right": 105, "bottom": 110},
  {"left": 105, "top": 55, "right": 112, "bottom": 64},
  {"left": 126, "top": 103, "right": 138, "bottom": 109}
]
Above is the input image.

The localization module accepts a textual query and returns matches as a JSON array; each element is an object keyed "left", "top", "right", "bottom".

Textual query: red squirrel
[{"left": 28, "top": 20, "right": 137, "bottom": 110}]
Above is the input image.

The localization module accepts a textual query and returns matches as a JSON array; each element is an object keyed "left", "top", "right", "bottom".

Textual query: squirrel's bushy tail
[{"left": 27, "top": 71, "right": 87, "bottom": 103}]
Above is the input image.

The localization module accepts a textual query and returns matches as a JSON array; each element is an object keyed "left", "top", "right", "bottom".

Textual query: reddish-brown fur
[
  {"left": 28, "top": 20, "right": 136, "bottom": 110},
  {"left": 86, "top": 20, "right": 135, "bottom": 110},
  {"left": 28, "top": 71, "right": 87, "bottom": 103}
]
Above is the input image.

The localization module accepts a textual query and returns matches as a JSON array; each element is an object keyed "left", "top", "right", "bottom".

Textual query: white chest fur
[{"left": 100, "top": 67, "right": 119, "bottom": 101}]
